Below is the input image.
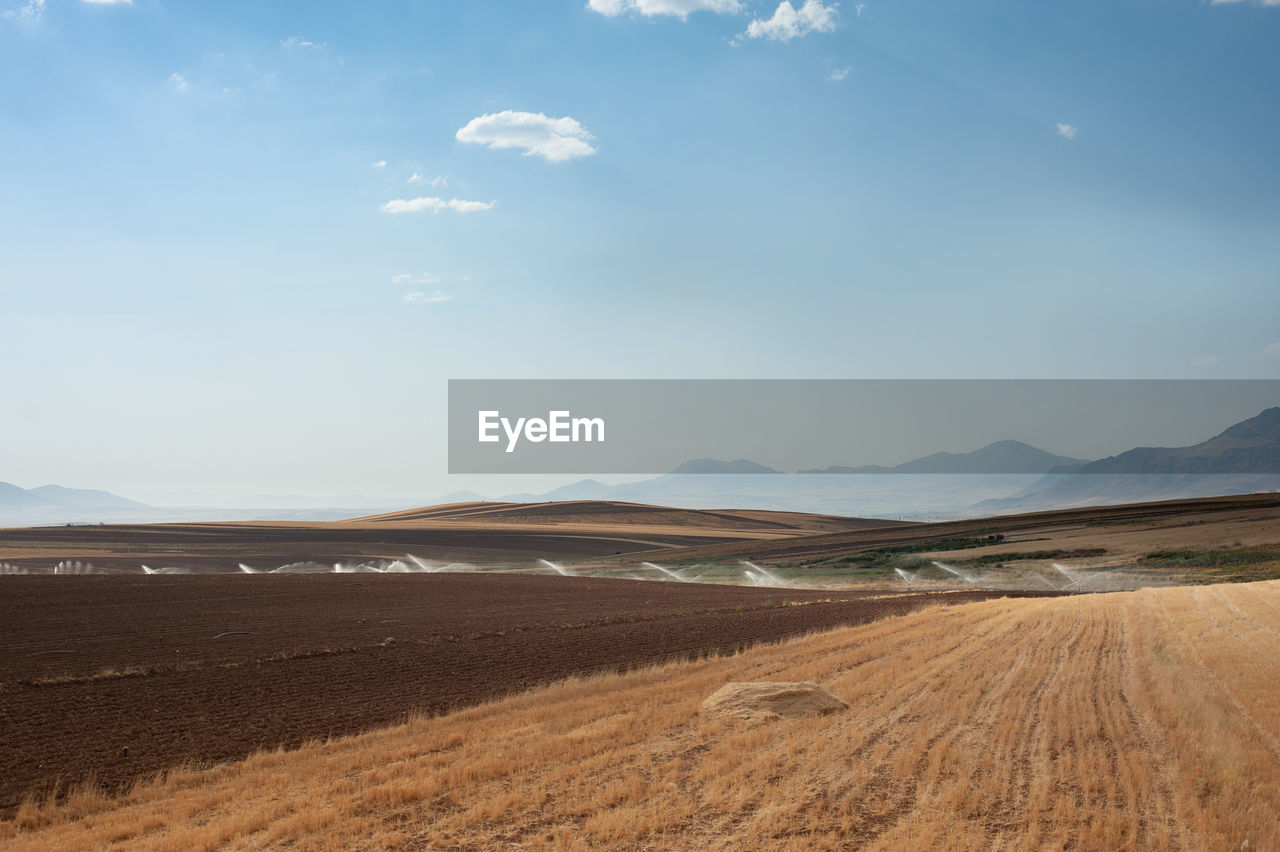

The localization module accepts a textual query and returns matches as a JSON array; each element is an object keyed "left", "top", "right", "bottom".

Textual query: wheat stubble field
[{"left": 4, "top": 580, "right": 1278, "bottom": 850}]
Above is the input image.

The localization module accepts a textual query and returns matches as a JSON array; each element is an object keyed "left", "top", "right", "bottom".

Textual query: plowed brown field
[
  {"left": 0, "top": 574, "right": 1038, "bottom": 812},
  {"left": 5, "top": 581, "right": 1280, "bottom": 850}
]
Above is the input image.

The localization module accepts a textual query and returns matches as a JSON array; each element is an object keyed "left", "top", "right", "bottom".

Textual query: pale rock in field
[{"left": 701, "top": 681, "right": 848, "bottom": 722}]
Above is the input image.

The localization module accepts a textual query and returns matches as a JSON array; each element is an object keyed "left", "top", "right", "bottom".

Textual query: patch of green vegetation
[
  {"left": 861, "top": 536, "right": 995, "bottom": 557},
  {"left": 1140, "top": 547, "right": 1280, "bottom": 583},
  {"left": 955, "top": 548, "right": 1107, "bottom": 568},
  {"left": 959, "top": 550, "right": 1068, "bottom": 565}
]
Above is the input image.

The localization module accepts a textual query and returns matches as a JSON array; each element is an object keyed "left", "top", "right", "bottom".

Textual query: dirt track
[{"left": 0, "top": 574, "right": 1046, "bottom": 811}]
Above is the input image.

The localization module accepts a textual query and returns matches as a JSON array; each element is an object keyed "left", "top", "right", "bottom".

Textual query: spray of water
[
  {"left": 894, "top": 567, "right": 917, "bottom": 585},
  {"left": 140, "top": 565, "right": 190, "bottom": 575},
  {"left": 642, "top": 561, "right": 688, "bottom": 581},
  {"left": 1054, "top": 562, "right": 1100, "bottom": 590},
  {"left": 436, "top": 562, "right": 478, "bottom": 573},
  {"left": 238, "top": 563, "right": 260, "bottom": 574},
  {"left": 405, "top": 554, "right": 440, "bottom": 572},
  {"left": 932, "top": 560, "right": 977, "bottom": 584},
  {"left": 741, "top": 561, "right": 788, "bottom": 588},
  {"left": 1052, "top": 562, "right": 1084, "bottom": 589},
  {"left": 270, "top": 561, "right": 330, "bottom": 574},
  {"left": 538, "top": 558, "right": 573, "bottom": 577}
]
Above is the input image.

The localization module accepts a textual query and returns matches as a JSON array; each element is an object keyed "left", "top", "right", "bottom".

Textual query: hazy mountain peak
[
  {"left": 669, "top": 459, "right": 784, "bottom": 475},
  {"left": 798, "top": 441, "right": 1086, "bottom": 475},
  {"left": 1077, "top": 407, "right": 1280, "bottom": 475},
  {"left": 30, "top": 484, "right": 149, "bottom": 509}
]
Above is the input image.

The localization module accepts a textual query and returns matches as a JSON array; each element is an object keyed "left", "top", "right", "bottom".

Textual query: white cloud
[
  {"left": 380, "top": 197, "right": 495, "bottom": 214},
  {"left": 586, "top": 0, "right": 742, "bottom": 18},
  {"left": 2, "top": 0, "right": 45, "bottom": 22},
  {"left": 744, "top": 0, "right": 838, "bottom": 41},
  {"left": 408, "top": 173, "right": 448, "bottom": 187},
  {"left": 1264, "top": 342, "right": 1280, "bottom": 356},
  {"left": 1056, "top": 123, "right": 1078, "bottom": 140},
  {"left": 370, "top": 160, "right": 387, "bottom": 169},
  {"left": 281, "top": 36, "right": 324, "bottom": 49},
  {"left": 456, "top": 111, "right": 596, "bottom": 163},
  {"left": 855, "top": 3, "right": 866, "bottom": 15},
  {"left": 827, "top": 65, "right": 850, "bottom": 82},
  {"left": 391, "top": 272, "right": 441, "bottom": 285},
  {"left": 167, "top": 73, "right": 189, "bottom": 93},
  {"left": 403, "top": 291, "right": 452, "bottom": 305}
]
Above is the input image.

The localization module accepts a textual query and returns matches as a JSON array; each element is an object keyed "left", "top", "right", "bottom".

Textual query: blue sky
[{"left": 2, "top": 0, "right": 1279, "bottom": 501}]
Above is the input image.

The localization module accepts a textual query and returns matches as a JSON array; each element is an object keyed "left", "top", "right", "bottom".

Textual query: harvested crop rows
[
  {"left": 7, "top": 580, "right": 1280, "bottom": 850},
  {"left": 0, "top": 575, "right": 1037, "bottom": 812}
]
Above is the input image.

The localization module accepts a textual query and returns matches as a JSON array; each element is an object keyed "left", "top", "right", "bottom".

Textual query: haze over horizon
[{"left": 3, "top": 0, "right": 1279, "bottom": 500}]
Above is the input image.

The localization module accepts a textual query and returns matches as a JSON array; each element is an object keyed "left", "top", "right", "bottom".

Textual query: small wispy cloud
[
  {"left": 403, "top": 291, "right": 452, "bottom": 305},
  {"left": 391, "top": 272, "right": 441, "bottom": 285},
  {"left": 456, "top": 111, "right": 596, "bottom": 163},
  {"left": 855, "top": 3, "right": 866, "bottom": 15},
  {"left": 1, "top": 0, "right": 45, "bottom": 22},
  {"left": 281, "top": 36, "right": 324, "bottom": 49},
  {"left": 370, "top": 160, "right": 387, "bottom": 169},
  {"left": 586, "top": 0, "right": 742, "bottom": 18},
  {"left": 380, "top": 197, "right": 495, "bottom": 214},
  {"left": 167, "top": 73, "right": 189, "bottom": 93},
  {"left": 1056, "top": 122, "right": 1078, "bottom": 140},
  {"left": 744, "top": 0, "right": 838, "bottom": 42},
  {"left": 1264, "top": 341, "right": 1280, "bottom": 356},
  {"left": 827, "top": 66, "right": 851, "bottom": 82},
  {"left": 408, "top": 173, "right": 448, "bottom": 187}
]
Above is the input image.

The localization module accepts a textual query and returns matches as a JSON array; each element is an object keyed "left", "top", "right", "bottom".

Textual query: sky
[{"left": 1, "top": 0, "right": 1279, "bottom": 502}]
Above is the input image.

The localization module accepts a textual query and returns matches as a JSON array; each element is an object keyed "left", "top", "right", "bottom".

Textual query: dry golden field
[{"left": 5, "top": 580, "right": 1280, "bottom": 850}]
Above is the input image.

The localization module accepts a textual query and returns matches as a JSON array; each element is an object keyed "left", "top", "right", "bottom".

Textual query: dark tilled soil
[
  {"left": 0, "top": 522, "right": 754, "bottom": 569},
  {"left": 0, "top": 574, "right": 1050, "bottom": 811}
]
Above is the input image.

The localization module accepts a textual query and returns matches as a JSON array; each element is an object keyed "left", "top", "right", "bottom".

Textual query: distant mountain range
[
  {"left": 0, "top": 483, "right": 149, "bottom": 511},
  {"left": 797, "top": 440, "right": 1086, "bottom": 475},
  {"left": 5, "top": 408, "right": 1278, "bottom": 525},
  {"left": 975, "top": 407, "right": 1280, "bottom": 511},
  {"left": 490, "top": 408, "right": 1280, "bottom": 516},
  {"left": 671, "top": 459, "right": 784, "bottom": 474},
  {"left": 1071, "top": 406, "right": 1280, "bottom": 474},
  {"left": 0, "top": 482, "right": 426, "bottom": 527}
]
